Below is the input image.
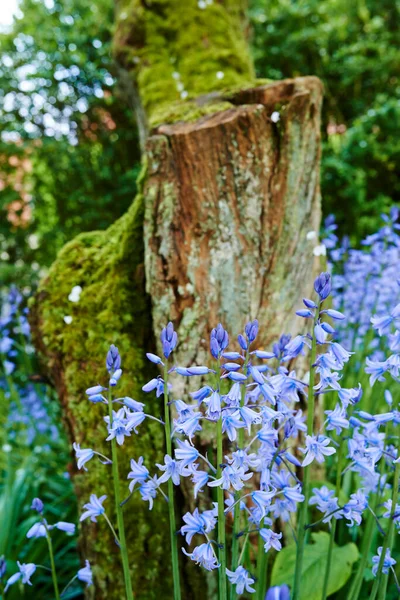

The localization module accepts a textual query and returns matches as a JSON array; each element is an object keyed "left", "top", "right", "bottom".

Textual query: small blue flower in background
[
  {"left": 31, "top": 497, "right": 44, "bottom": 514},
  {"left": 226, "top": 565, "right": 255, "bottom": 594},
  {"left": 80, "top": 494, "right": 107, "bottom": 523},
  {"left": 265, "top": 584, "right": 291, "bottom": 599},
  {"left": 372, "top": 547, "right": 396, "bottom": 577},
  {"left": 77, "top": 560, "right": 93, "bottom": 586}
]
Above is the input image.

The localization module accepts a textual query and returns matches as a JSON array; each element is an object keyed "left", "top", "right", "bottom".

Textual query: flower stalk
[
  {"left": 163, "top": 365, "right": 182, "bottom": 600},
  {"left": 108, "top": 389, "right": 134, "bottom": 600},
  {"left": 292, "top": 308, "right": 319, "bottom": 600}
]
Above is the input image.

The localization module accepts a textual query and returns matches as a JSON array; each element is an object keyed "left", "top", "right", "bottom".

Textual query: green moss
[
  {"left": 114, "top": 0, "right": 255, "bottom": 125},
  {"left": 30, "top": 165, "right": 174, "bottom": 599}
]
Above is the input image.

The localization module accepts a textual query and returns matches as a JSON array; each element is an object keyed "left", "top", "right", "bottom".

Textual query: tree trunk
[{"left": 30, "top": 2, "right": 322, "bottom": 598}]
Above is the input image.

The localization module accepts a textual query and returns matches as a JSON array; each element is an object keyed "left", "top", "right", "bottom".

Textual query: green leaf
[{"left": 271, "top": 532, "right": 359, "bottom": 599}]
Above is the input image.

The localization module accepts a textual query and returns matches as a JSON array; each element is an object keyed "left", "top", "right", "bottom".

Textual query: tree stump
[{"left": 29, "top": 1, "right": 323, "bottom": 598}]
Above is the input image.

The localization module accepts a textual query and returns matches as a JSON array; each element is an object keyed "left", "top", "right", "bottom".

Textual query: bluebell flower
[
  {"left": 191, "top": 469, "right": 209, "bottom": 499},
  {"left": 85, "top": 385, "right": 107, "bottom": 403},
  {"left": 226, "top": 566, "right": 255, "bottom": 594},
  {"left": 239, "top": 405, "right": 262, "bottom": 433},
  {"left": 245, "top": 319, "right": 259, "bottom": 343},
  {"left": 54, "top": 521, "right": 76, "bottom": 533},
  {"left": 253, "top": 350, "right": 275, "bottom": 360},
  {"left": 0, "top": 556, "right": 6, "bottom": 579},
  {"left": 125, "top": 409, "right": 147, "bottom": 434},
  {"left": 175, "top": 439, "right": 199, "bottom": 467},
  {"left": 180, "top": 508, "right": 216, "bottom": 544},
  {"left": 77, "top": 560, "right": 93, "bottom": 586},
  {"left": 251, "top": 489, "right": 276, "bottom": 521},
  {"left": 282, "top": 335, "right": 307, "bottom": 361},
  {"left": 104, "top": 408, "right": 133, "bottom": 444},
  {"left": 109, "top": 368, "right": 122, "bottom": 386},
  {"left": 321, "top": 308, "right": 345, "bottom": 320},
  {"left": 210, "top": 323, "right": 229, "bottom": 358},
  {"left": 139, "top": 476, "right": 159, "bottom": 509},
  {"left": 325, "top": 404, "right": 349, "bottom": 434},
  {"left": 128, "top": 457, "right": 149, "bottom": 492},
  {"left": 182, "top": 542, "right": 219, "bottom": 570},
  {"left": 365, "top": 357, "right": 388, "bottom": 385},
  {"left": 205, "top": 391, "right": 221, "bottom": 420},
  {"left": 302, "top": 435, "right": 336, "bottom": 466},
  {"left": 343, "top": 490, "right": 368, "bottom": 526},
  {"left": 80, "top": 494, "right": 107, "bottom": 523},
  {"left": 146, "top": 352, "right": 164, "bottom": 365},
  {"left": 31, "top": 497, "right": 44, "bottom": 514},
  {"left": 123, "top": 397, "right": 145, "bottom": 412},
  {"left": 265, "top": 584, "right": 291, "bottom": 600},
  {"left": 260, "top": 528, "right": 282, "bottom": 552},
  {"left": 372, "top": 547, "right": 396, "bottom": 577},
  {"left": 160, "top": 322, "right": 178, "bottom": 358},
  {"left": 174, "top": 413, "right": 202, "bottom": 440},
  {"left": 222, "top": 410, "right": 243, "bottom": 441},
  {"left": 191, "top": 385, "right": 213, "bottom": 403},
  {"left": 338, "top": 385, "right": 362, "bottom": 408},
  {"left": 223, "top": 362, "right": 242, "bottom": 372},
  {"left": 208, "top": 465, "right": 253, "bottom": 491},
  {"left": 106, "top": 344, "right": 121, "bottom": 373},
  {"left": 157, "top": 455, "right": 181, "bottom": 486},
  {"left": 314, "top": 272, "right": 332, "bottom": 300},
  {"left": 26, "top": 522, "right": 47, "bottom": 538},
  {"left": 73, "top": 443, "right": 95, "bottom": 470},
  {"left": 4, "top": 562, "right": 36, "bottom": 593}
]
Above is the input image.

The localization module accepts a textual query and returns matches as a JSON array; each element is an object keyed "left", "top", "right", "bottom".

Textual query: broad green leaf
[{"left": 271, "top": 531, "right": 359, "bottom": 599}]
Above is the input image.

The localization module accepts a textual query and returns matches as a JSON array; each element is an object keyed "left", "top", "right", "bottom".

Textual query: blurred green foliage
[
  {"left": 0, "top": 0, "right": 140, "bottom": 288},
  {"left": 250, "top": 0, "right": 400, "bottom": 242},
  {"left": 0, "top": 0, "right": 399, "bottom": 278}
]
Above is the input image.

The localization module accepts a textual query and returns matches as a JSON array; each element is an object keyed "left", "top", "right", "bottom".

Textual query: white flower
[
  {"left": 63, "top": 315, "right": 73, "bottom": 324},
  {"left": 271, "top": 111, "right": 280, "bottom": 123},
  {"left": 68, "top": 285, "right": 82, "bottom": 302}
]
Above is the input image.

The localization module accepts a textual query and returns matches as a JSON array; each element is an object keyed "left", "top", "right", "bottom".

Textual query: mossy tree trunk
[{"left": 30, "top": 2, "right": 323, "bottom": 598}]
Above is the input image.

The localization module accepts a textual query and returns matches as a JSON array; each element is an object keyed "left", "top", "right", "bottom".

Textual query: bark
[{"left": 29, "top": 1, "right": 323, "bottom": 598}]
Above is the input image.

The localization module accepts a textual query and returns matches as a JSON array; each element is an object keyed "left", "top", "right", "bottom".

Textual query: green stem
[
  {"left": 44, "top": 525, "right": 60, "bottom": 600},
  {"left": 321, "top": 436, "right": 344, "bottom": 599},
  {"left": 230, "top": 348, "right": 250, "bottom": 600},
  {"left": 292, "top": 310, "right": 319, "bottom": 600},
  {"left": 108, "top": 390, "right": 134, "bottom": 600},
  {"left": 163, "top": 366, "right": 181, "bottom": 600},
  {"left": 256, "top": 518, "right": 267, "bottom": 600},
  {"left": 217, "top": 415, "right": 227, "bottom": 600},
  {"left": 370, "top": 460, "right": 400, "bottom": 600}
]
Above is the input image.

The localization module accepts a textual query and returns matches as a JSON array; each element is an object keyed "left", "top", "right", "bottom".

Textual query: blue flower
[
  {"left": 325, "top": 404, "right": 349, "bottom": 434},
  {"left": 139, "top": 476, "right": 159, "bottom": 509},
  {"left": 182, "top": 542, "right": 219, "bottom": 571},
  {"left": 175, "top": 439, "right": 199, "bottom": 468},
  {"left": 372, "top": 547, "right": 396, "bottom": 577},
  {"left": 205, "top": 391, "right": 222, "bottom": 420},
  {"left": 26, "top": 522, "right": 47, "bottom": 538},
  {"left": 31, "top": 498, "right": 44, "bottom": 514},
  {"left": 343, "top": 490, "right": 368, "bottom": 526},
  {"left": 4, "top": 562, "right": 36, "bottom": 593},
  {"left": 265, "top": 584, "right": 291, "bottom": 600},
  {"left": 314, "top": 272, "right": 332, "bottom": 300},
  {"left": 80, "top": 494, "right": 107, "bottom": 523},
  {"left": 157, "top": 455, "right": 181, "bottom": 486},
  {"left": 365, "top": 357, "right": 388, "bottom": 385},
  {"left": 302, "top": 435, "right": 336, "bottom": 467},
  {"left": 77, "top": 560, "right": 93, "bottom": 586},
  {"left": 222, "top": 410, "right": 243, "bottom": 441},
  {"left": 210, "top": 323, "right": 229, "bottom": 358},
  {"left": 208, "top": 465, "right": 253, "bottom": 491},
  {"left": 260, "top": 528, "right": 282, "bottom": 552},
  {"left": 106, "top": 344, "right": 121, "bottom": 373},
  {"left": 226, "top": 566, "right": 255, "bottom": 594},
  {"left": 73, "top": 443, "right": 95, "bottom": 470},
  {"left": 160, "top": 322, "right": 178, "bottom": 358},
  {"left": 180, "top": 508, "right": 216, "bottom": 544},
  {"left": 251, "top": 489, "right": 276, "bottom": 521},
  {"left": 128, "top": 457, "right": 149, "bottom": 492}
]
